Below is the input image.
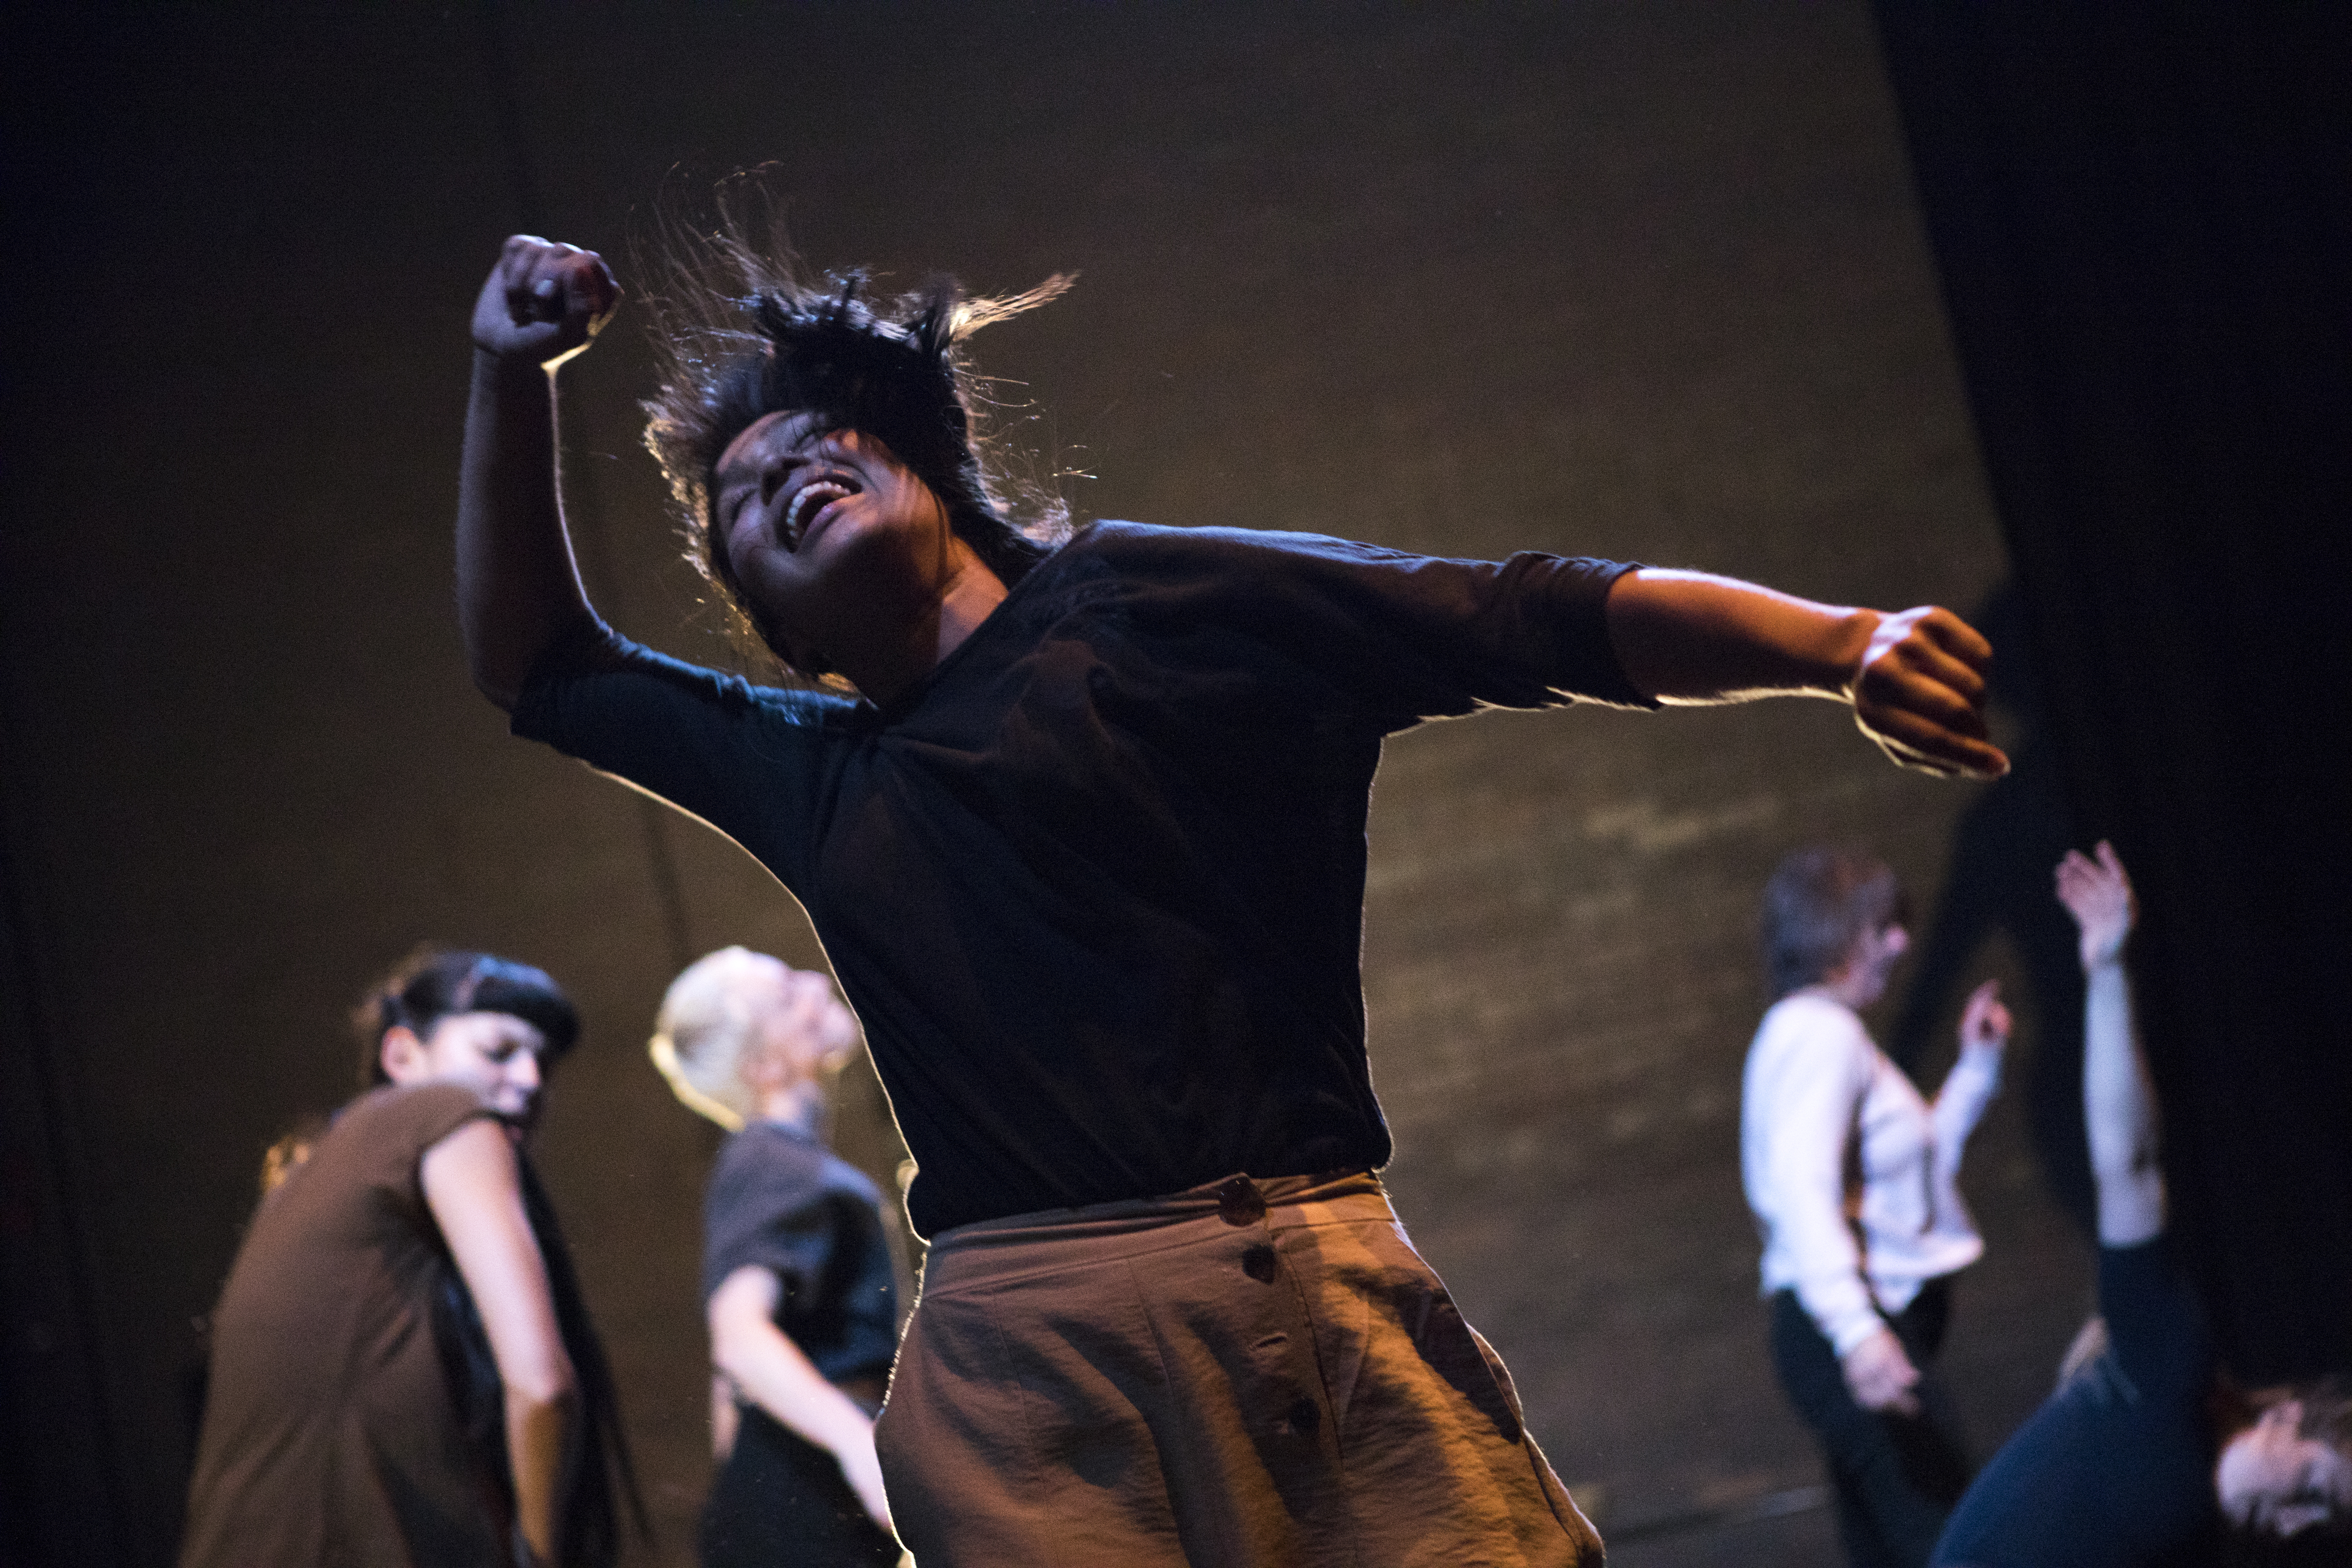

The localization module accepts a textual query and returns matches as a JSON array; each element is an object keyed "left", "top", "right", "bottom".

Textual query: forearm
[
  {"left": 458, "top": 351, "right": 598, "bottom": 709},
  {"left": 1604, "top": 569, "right": 1877, "bottom": 704},
  {"left": 421, "top": 1122, "right": 580, "bottom": 1562},
  {"left": 1929, "top": 1043, "right": 2003, "bottom": 1182},
  {"left": 2083, "top": 956, "right": 2165, "bottom": 1244},
  {"left": 1764, "top": 1138, "right": 1880, "bottom": 1353},
  {"left": 504, "top": 1382, "right": 577, "bottom": 1565},
  {"left": 714, "top": 1317, "right": 875, "bottom": 1460}
]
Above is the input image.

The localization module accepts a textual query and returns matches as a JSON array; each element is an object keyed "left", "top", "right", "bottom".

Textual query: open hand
[
  {"left": 2056, "top": 840, "right": 2136, "bottom": 969},
  {"left": 1850, "top": 605, "right": 2008, "bottom": 780},
  {"left": 1959, "top": 977, "right": 2011, "bottom": 1054},
  {"left": 471, "top": 235, "right": 619, "bottom": 369},
  {"left": 1841, "top": 1325, "right": 1922, "bottom": 1416}
]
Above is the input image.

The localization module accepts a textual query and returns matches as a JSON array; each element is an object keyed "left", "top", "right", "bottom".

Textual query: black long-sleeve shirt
[{"left": 517, "top": 521, "right": 1646, "bottom": 1236}]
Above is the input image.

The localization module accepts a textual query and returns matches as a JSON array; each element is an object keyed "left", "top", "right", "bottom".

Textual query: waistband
[{"left": 922, "top": 1170, "right": 1392, "bottom": 1286}]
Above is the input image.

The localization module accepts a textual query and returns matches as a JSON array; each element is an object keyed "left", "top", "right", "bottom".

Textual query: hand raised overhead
[
  {"left": 2055, "top": 840, "right": 2136, "bottom": 969},
  {"left": 471, "top": 235, "right": 620, "bottom": 369},
  {"left": 1849, "top": 605, "right": 2008, "bottom": 781}
]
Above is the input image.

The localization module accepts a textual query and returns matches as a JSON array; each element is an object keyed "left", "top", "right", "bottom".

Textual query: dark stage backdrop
[
  {"left": 0, "top": 5, "right": 2126, "bottom": 1565},
  {"left": 1877, "top": 0, "right": 2352, "bottom": 1385}
]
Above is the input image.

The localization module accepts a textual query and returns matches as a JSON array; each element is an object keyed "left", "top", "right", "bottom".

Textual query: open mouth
[{"left": 782, "top": 476, "right": 859, "bottom": 550}]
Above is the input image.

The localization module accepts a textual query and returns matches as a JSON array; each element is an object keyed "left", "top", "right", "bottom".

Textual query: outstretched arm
[
  {"left": 707, "top": 1265, "right": 895, "bottom": 1535},
  {"left": 458, "top": 236, "right": 620, "bottom": 710},
  {"left": 2057, "top": 841, "right": 2165, "bottom": 1247},
  {"left": 1604, "top": 569, "right": 2007, "bottom": 779},
  {"left": 423, "top": 1120, "right": 576, "bottom": 1567}
]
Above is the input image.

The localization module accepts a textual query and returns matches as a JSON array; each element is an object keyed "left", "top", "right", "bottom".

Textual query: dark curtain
[{"left": 1874, "top": 1, "right": 2352, "bottom": 1382}]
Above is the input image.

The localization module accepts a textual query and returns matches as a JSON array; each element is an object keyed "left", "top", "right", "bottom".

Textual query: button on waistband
[{"left": 1215, "top": 1176, "right": 1266, "bottom": 1226}]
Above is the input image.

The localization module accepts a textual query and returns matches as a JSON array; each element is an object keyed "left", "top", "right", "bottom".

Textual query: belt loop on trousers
[{"left": 1215, "top": 1175, "right": 1266, "bottom": 1226}]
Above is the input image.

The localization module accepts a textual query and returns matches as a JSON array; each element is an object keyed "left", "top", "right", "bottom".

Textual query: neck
[
  {"left": 757, "top": 1079, "right": 823, "bottom": 1131},
  {"left": 834, "top": 550, "right": 1009, "bottom": 707},
  {"left": 1809, "top": 974, "right": 1874, "bottom": 1012}
]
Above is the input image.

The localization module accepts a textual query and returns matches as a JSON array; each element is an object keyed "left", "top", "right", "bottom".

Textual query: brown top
[{"left": 180, "top": 1082, "right": 503, "bottom": 1568}]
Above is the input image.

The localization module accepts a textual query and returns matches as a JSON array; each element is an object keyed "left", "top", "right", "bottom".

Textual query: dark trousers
[
  {"left": 1769, "top": 1280, "right": 1975, "bottom": 1568},
  {"left": 700, "top": 1405, "right": 901, "bottom": 1568}
]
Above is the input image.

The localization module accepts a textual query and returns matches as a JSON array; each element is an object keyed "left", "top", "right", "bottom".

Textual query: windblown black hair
[{"left": 639, "top": 182, "right": 1072, "bottom": 679}]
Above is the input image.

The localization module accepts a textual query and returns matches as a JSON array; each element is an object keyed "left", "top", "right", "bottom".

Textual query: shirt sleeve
[
  {"left": 349, "top": 1084, "right": 500, "bottom": 1225},
  {"left": 1926, "top": 1044, "right": 2002, "bottom": 1237},
  {"left": 706, "top": 1193, "right": 837, "bottom": 1308},
  {"left": 702, "top": 1132, "right": 835, "bottom": 1306},
  {"left": 1096, "top": 524, "right": 1657, "bottom": 731},
  {"left": 1748, "top": 1004, "right": 1884, "bottom": 1354},
  {"left": 508, "top": 622, "right": 855, "bottom": 892},
  {"left": 2097, "top": 1234, "right": 2211, "bottom": 1404}
]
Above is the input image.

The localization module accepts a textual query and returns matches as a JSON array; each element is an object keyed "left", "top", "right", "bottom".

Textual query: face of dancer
[
  {"left": 1831, "top": 919, "right": 1909, "bottom": 1009},
  {"left": 2217, "top": 1401, "right": 2352, "bottom": 1538},
  {"left": 381, "top": 1011, "right": 552, "bottom": 1130},
  {"left": 742, "top": 960, "right": 859, "bottom": 1090},
  {"left": 711, "top": 413, "right": 961, "bottom": 670}
]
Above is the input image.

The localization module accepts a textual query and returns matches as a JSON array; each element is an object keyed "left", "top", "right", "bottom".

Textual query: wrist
[
  {"left": 472, "top": 343, "right": 554, "bottom": 388},
  {"left": 1826, "top": 607, "right": 1882, "bottom": 699},
  {"left": 808, "top": 1389, "right": 875, "bottom": 1457}
]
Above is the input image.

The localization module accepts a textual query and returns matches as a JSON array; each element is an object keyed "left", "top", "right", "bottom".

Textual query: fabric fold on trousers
[{"left": 876, "top": 1170, "right": 1601, "bottom": 1567}]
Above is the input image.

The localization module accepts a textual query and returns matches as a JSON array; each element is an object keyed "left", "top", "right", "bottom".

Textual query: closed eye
[{"left": 717, "top": 484, "right": 754, "bottom": 535}]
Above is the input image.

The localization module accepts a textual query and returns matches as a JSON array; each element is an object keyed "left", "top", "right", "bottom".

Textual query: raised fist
[
  {"left": 471, "top": 235, "right": 620, "bottom": 369},
  {"left": 1849, "top": 604, "right": 2008, "bottom": 781}
]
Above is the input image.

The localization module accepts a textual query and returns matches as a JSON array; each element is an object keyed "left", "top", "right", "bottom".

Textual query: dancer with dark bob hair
[
  {"left": 180, "top": 950, "right": 641, "bottom": 1568},
  {"left": 457, "top": 224, "right": 2007, "bottom": 1566}
]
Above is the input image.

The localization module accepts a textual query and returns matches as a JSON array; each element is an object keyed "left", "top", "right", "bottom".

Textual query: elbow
[
  {"left": 2091, "top": 1141, "right": 2159, "bottom": 1188},
  {"left": 470, "top": 664, "right": 522, "bottom": 714},
  {"left": 458, "top": 621, "right": 527, "bottom": 712},
  {"left": 709, "top": 1317, "right": 763, "bottom": 1388},
  {"left": 505, "top": 1354, "right": 577, "bottom": 1410}
]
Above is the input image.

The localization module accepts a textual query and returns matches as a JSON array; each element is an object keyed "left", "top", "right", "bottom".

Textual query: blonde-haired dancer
[{"left": 653, "top": 949, "right": 902, "bottom": 1568}]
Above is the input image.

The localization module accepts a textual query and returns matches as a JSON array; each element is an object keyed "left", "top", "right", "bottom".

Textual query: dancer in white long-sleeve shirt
[{"left": 1743, "top": 846, "right": 2010, "bottom": 1568}]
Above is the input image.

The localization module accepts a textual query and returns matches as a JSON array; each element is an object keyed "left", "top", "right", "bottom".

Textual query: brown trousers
[{"left": 875, "top": 1171, "right": 1602, "bottom": 1566}]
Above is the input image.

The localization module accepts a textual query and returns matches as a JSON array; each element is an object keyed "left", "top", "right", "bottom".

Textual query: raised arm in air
[
  {"left": 459, "top": 236, "right": 621, "bottom": 710},
  {"left": 2056, "top": 841, "right": 2165, "bottom": 1247},
  {"left": 1605, "top": 570, "right": 2007, "bottom": 780}
]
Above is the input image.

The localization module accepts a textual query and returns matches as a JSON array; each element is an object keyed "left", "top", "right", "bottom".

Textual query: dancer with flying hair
[{"left": 456, "top": 217, "right": 2009, "bottom": 1566}]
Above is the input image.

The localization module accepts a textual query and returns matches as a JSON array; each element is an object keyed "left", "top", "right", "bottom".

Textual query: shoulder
[
  {"left": 1073, "top": 518, "right": 1429, "bottom": 576},
  {"left": 296, "top": 1084, "right": 498, "bottom": 1206},
  {"left": 520, "top": 624, "right": 865, "bottom": 733},
  {"left": 817, "top": 1149, "right": 886, "bottom": 1208},
  {"left": 711, "top": 1123, "right": 831, "bottom": 1205},
  {"left": 1745, "top": 995, "right": 1876, "bottom": 1108},
  {"left": 1752, "top": 993, "right": 1871, "bottom": 1059},
  {"left": 341, "top": 1082, "right": 497, "bottom": 1150},
  {"left": 717, "top": 1126, "right": 885, "bottom": 1212}
]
